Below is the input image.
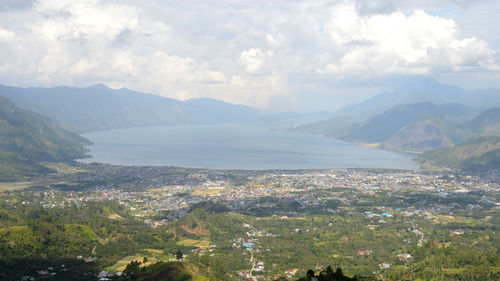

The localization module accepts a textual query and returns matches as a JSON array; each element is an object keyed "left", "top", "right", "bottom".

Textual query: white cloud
[
  {"left": 239, "top": 48, "right": 273, "bottom": 74},
  {"left": 0, "top": 0, "right": 498, "bottom": 111},
  {"left": 317, "top": 4, "right": 497, "bottom": 76},
  {"left": 0, "top": 27, "right": 15, "bottom": 41},
  {"left": 266, "top": 33, "right": 286, "bottom": 48}
]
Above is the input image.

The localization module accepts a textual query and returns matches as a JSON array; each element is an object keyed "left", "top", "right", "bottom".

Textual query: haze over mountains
[
  {"left": 0, "top": 84, "right": 334, "bottom": 133},
  {"left": 333, "top": 78, "right": 500, "bottom": 122},
  {"left": 0, "top": 84, "right": 263, "bottom": 133},
  {"left": 1, "top": 77, "right": 500, "bottom": 172},
  {"left": 297, "top": 78, "right": 500, "bottom": 151}
]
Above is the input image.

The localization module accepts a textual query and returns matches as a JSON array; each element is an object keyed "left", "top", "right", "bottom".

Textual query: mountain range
[
  {"left": 0, "top": 96, "right": 90, "bottom": 180},
  {"left": 0, "top": 84, "right": 263, "bottom": 133},
  {"left": 1, "top": 78, "right": 500, "bottom": 173},
  {"left": 297, "top": 78, "right": 500, "bottom": 153},
  {"left": 0, "top": 84, "right": 332, "bottom": 133},
  {"left": 333, "top": 78, "right": 500, "bottom": 122}
]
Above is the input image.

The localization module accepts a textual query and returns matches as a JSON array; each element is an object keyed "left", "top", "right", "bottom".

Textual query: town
[{"left": 1, "top": 164, "right": 499, "bottom": 280}]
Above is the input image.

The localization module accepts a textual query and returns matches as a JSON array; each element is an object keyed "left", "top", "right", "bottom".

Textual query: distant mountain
[
  {"left": 382, "top": 120, "right": 454, "bottom": 151},
  {"left": 0, "top": 84, "right": 261, "bottom": 132},
  {"left": 333, "top": 78, "right": 475, "bottom": 122},
  {"left": 0, "top": 96, "right": 89, "bottom": 180},
  {"left": 299, "top": 78, "right": 500, "bottom": 138},
  {"left": 253, "top": 111, "right": 332, "bottom": 129},
  {"left": 298, "top": 101, "right": 500, "bottom": 153},
  {"left": 416, "top": 136, "right": 500, "bottom": 172},
  {"left": 345, "top": 102, "right": 477, "bottom": 143},
  {"left": 467, "top": 107, "right": 500, "bottom": 135},
  {"left": 457, "top": 89, "right": 500, "bottom": 108},
  {"left": 294, "top": 115, "right": 357, "bottom": 138},
  {"left": 182, "top": 97, "right": 261, "bottom": 124}
]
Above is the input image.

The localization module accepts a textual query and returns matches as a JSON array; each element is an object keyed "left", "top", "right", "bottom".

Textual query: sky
[{"left": 1, "top": 0, "right": 500, "bottom": 112}]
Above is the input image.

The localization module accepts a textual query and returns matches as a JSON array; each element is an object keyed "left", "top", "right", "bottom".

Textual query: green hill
[
  {"left": 0, "top": 151, "right": 52, "bottom": 180},
  {"left": 416, "top": 136, "right": 500, "bottom": 172},
  {"left": 0, "top": 96, "right": 89, "bottom": 180}
]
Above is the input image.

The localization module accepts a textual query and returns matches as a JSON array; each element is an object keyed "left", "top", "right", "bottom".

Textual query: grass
[
  {"left": 436, "top": 215, "right": 476, "bottom": 224},
  {"left": 0, "top": 225, "right": 29, "bottom": 234},
  {"left": 0, "top": 182, "right": 34, "bottom": 192},
  {"left": 142, "top": 249, "right": 165, "bottom": 255},
  {"left": 176, "top": 238, "right": 211, "bottom": 249},
  {"left": 191, "top": 188, "right": 224, "bottom": 196},
  {"left": 0, "top": 226, "right": 35, "bottom": 245},
  {"left": 192, "top": 273, "right": 210, "bottom": 281},
  {"left": 64, "top": 224, "right": 105, "bottom": 243},
  {"left": 105, "top": 255, "right": 148, "bottom": 272},
  {"left": 442, "top": 268, "right": 465, "bottom": 274},
  {"left": 105, "top": 249, "right": 177, "bottom": 273},
  {"left": 42, "top": 162, "right": 86, "bottom": 174}
]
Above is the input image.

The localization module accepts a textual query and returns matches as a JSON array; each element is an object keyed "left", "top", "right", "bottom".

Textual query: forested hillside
[
  {"left": 0, "top": 96, "right": 89, "bottom": 180},
  {"left": 416, "top": 136, "right": 500, "bottom": 172}
]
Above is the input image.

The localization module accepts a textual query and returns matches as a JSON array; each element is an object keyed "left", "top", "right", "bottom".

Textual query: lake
[{"left": 80, "top": 124, "right": 419, "bottom": 170}]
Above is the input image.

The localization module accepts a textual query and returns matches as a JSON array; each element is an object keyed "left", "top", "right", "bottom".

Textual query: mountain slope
[
  {"left": 0, "top": 84, "right": 261, "bottom": 133},
  {"left": 345, "top": 102, "right": 476, "bottom": 144},
  {"left": 467, "top": 107, "right": 500, "bottom": 135},
  {"left": 298, "top": 78, "right": 500, "bottom": 138},
  {"left": 298, "top": 102, "right": 500, "bottom": 152},
  {"left": 382, "top": 120, "right": 454, "bottom": 151},
  {"left": 416, "top": 136, "right": 500, "bottom": 172},
  {"left": 0, "top": 96, "right": 89, "bottom": 180},
  {"left": 333, "top": 78, "right": 471, "bottom": 122},
  {"left": 0, "top": 151, "right": 52, "bottom": 180}
]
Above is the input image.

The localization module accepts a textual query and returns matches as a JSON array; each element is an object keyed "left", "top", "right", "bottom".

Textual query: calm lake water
[{"left": 80, "top": 125, "right": 419, "bottom": 170}]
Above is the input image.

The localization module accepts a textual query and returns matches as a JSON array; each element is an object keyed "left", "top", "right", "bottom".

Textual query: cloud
[
  {"left": 317, "top": 4, "right": 497, "bottom": 76},
  {"left": 0, "top": 27, "right": 15, "bottom": 41},
  {"left": 239, "top": 48, "right": 273, "bottom": 75},
  {"left": 0, "top": 0, "right": 498, "bottom": 111},
  {"left": 0, "top": 0, "right": 35, "bottom": 11}
]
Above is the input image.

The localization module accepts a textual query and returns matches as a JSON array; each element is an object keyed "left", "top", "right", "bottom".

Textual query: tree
[
  {"left": 210, "top": 257, "right": 229, "bottom": 281},
  {"left": 176, "top": 249, "right": 183, "bottom": 260},
  {"left": 123, "top": 260, "right": 141, "bottom": 280},
  {"left": 334, "top": 267, "right": 343, "bottom": 280},
  {"left": 307, "top": 269, "right": 315, "bottom": 280}
]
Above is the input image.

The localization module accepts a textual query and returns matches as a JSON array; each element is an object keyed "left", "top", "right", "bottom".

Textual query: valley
[
  {"left": 1, "top": 164, "right": 499, "bottom": 280},
  {"left": 2, "top": 1, "right": 500, "bottom": 280}
]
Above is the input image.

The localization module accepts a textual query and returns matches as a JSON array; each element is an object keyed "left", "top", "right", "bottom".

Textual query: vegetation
[
  {"left": 120, "top": 261, "right": 204, "bottom": 281},
  {"left": 294, "top": 266, "right": 357, "bottom": 281},
  {"left": 416, "top": 136, "right": 500, "bottom": 172},
  {"left": 467, "top": 107, "right": 500, "bottom": 135},
  {"left": 2, "top": 181, "right": 499, "bottom": 281},
  {"left": 0, "top": 96, "right": 90, "bottom": 181}
]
